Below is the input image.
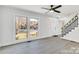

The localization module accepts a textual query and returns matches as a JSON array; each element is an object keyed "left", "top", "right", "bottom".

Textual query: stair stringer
[{"left": 61, "top": 26, "right": 79, "bottom": 42}]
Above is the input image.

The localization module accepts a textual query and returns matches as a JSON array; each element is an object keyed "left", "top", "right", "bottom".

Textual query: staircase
[{"left": 61, "top": 14, "right": 79, "bottom": 42}]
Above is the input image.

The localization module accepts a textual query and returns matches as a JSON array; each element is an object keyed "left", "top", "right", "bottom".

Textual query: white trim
[{"left": 0, "top": 34, "right": 53, "bottom": 47}]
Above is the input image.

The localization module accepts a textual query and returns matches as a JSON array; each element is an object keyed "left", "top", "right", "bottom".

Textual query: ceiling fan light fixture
[{"left": 49, "top": 10, "right": 54, "bottom": 13}]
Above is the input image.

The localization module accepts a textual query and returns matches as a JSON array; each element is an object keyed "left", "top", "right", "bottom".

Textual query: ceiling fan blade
[
  {"left": 53, "top": 9, "right": 61, "bottom": 13},
  {"left": 53, "top": 5, "right": 62, "bottom": 9},
  {"left": 41, "top": 7, "right": 50, "bottom": 10}
]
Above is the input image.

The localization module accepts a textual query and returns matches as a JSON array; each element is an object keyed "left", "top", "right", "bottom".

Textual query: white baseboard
[{"left": 0, "top": 34, "right": 53, "bottom": 47}]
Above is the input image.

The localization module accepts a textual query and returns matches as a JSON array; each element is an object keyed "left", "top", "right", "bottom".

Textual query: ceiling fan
[{"left": 42, "top": 5, "right": 62, "bottom": 13}]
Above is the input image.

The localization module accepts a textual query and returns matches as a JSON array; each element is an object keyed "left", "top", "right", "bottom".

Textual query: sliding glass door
[
  {"left": 29, "top": 18, "right": 38, "bottom": 39},
  {"left": 15, "top": 16, "right": 39, "bottom": 40},
  {"left": 16, "top": 16, "right": 28, "bottom": 40}
]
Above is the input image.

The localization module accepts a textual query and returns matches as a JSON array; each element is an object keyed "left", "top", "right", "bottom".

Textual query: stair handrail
[{"left": 61, "top": 14, "right": 78, "bottom": 30}]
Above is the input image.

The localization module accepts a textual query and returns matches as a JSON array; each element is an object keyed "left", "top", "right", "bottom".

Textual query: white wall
[
  {"left": 48, "top": 18, "right": 62, "bottom": 35},
  {"left": 0, "top": 6, "right": 61, "bottom": 47}
]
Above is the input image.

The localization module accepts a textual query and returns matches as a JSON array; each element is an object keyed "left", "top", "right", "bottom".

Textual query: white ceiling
[{"left": 8, "top": 5, "right": 79, "bottom": 18}]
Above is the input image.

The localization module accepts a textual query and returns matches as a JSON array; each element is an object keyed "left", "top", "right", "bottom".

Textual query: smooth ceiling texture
[{"left": 8, "top": 5, "right": 79, "bottom": 17}]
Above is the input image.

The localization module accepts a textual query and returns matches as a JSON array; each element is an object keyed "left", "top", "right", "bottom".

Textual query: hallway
[{"left": 0, "top": 37, "right": 79, "bottom": 54}]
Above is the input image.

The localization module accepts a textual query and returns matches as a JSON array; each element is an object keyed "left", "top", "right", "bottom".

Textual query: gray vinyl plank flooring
[{"left": 0, "top": 37, "right": 79, "bottom": 54}]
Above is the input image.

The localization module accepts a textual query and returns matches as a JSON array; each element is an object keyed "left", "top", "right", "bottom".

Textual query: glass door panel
[
  {"left": 29, "top": 18, "right": 38, "bottom": 38},
  {"left": 16, "top": 16, "right": 28, "bottom": 40}
]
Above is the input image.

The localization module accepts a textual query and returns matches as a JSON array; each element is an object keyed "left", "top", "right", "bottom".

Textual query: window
[
  {"left": 16, "top": 16, "right": 39, "bottom": 40},
  {"left": 29, "top": 18, "right": 38, "bottom": 38},
  {"left": 16, "top": 16, "right": 28, "bottom": 40}
]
